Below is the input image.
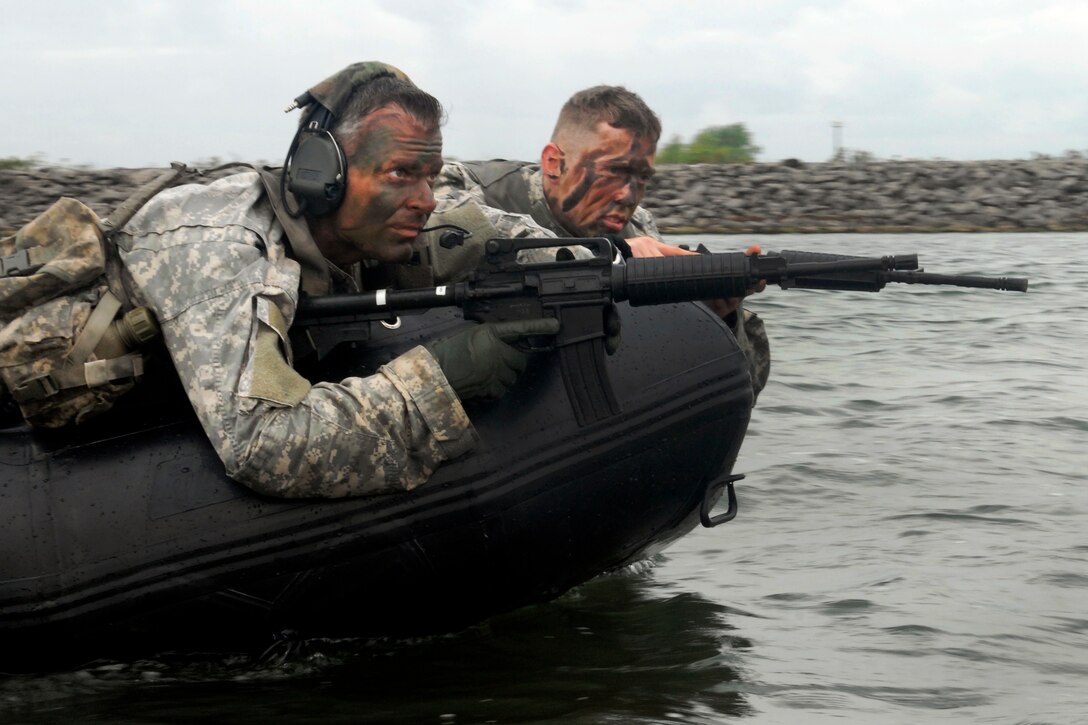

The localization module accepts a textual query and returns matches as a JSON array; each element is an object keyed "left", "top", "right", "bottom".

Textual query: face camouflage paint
[
  {"left": 550, "top": 123, "right": 656, "bottom": 237},
  {"left": 316, "top": 105, "right": 443, "bottom": 266}
]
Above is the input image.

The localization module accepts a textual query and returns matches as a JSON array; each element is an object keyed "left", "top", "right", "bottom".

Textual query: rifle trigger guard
[
  {"left": 517, "top": 335, "right": 555, "bottom": 353},
  {"left": 700, "top": 473, "right": 743, "bottom": 528}
]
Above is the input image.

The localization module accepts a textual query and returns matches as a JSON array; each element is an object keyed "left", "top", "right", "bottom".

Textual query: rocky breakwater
[
  {"left": 3, "top": 158, "right": 1088, "bottom": 236},
  {"left": 643, "top": 158, "right": 1088, "bottom": 234},
  {"left": 0, "top": 165, "right": 243, "bottom": 236}
]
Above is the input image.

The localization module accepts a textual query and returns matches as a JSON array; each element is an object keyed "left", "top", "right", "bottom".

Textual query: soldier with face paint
[
  {"left": 114, "top": 63, "right": 558, "bottom": 499},
  {"left": 435, "top": 85, "right": 770, "bottom": 401}
]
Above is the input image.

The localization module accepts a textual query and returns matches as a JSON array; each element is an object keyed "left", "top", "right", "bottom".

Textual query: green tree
[
  {"left": 655, "top": 124, "right": 761, "bottom": 164},
  {"left": 0, "top": 156, "right": 37, "bottom": 170},
  {"left": 656, "top": 134, "right": 686, "bottom": 164}
]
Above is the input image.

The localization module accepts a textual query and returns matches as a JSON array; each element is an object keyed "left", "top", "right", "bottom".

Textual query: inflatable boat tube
[{"left": 0, "top": 300, "right": 751, "bottom": 668}]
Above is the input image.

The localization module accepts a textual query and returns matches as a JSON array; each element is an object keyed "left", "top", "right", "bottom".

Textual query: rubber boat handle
[{"left": 700, "top": 473, "right": 743, "bottom": 528}]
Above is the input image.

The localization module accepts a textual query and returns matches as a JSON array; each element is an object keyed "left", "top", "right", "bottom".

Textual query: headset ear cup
[{"left": 285, "top": 127, "right": 347, "bottom": 216}]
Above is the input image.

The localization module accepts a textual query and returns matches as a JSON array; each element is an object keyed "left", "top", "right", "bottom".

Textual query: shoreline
[
  {"left": 4, "top": 158, "right": 1088, "bottom": 235},
  {"left": 642, "top": 157, "right": 1088, "bottom": 234}
]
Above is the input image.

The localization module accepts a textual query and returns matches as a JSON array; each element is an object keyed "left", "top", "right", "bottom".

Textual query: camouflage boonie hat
[{"left": 291, "top": 61, "right": 414, "bottom": 118}]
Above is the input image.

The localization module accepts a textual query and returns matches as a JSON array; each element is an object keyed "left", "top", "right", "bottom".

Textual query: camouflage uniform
[
  {"left": 115, "top": 170, "right": 539, "bottom": 499},
  {"left": 436, "top": 160, "right": 661, "bottom": 240},
  {"left": 436, "top": 160, "right": 771, "bottom": 401},
  {"left": 414, "top": 184, "right": 583, "bottom": 283}
]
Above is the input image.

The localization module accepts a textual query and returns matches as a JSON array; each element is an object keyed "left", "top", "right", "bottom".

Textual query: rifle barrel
[
  {"left": 885, "top": 271, "right": 1029, "bottom": 292},
  {"left": 778, "top": 250, "right": 918, "bottom": 271}
]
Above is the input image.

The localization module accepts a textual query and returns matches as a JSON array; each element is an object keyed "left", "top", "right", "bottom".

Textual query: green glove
[{"left": 426, "top": 318, "right": 562, "bottom": 401}]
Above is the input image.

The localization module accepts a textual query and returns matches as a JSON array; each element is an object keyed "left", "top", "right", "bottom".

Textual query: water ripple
[
  {"left": 1027, "top": 572, "right": 1088, "bottom": 588},
  {"left": 883, "top": 511, "right": 1034, "bottom": 526}
]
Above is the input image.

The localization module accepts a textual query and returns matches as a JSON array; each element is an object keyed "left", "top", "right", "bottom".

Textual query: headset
[
  {"left": 279, "top": 96, "right": 468, "bottom": 247},
  {"left": 282, "top": 63, "right": 424, "bottom": 218},
  {"left": 282, "top": 99, "right": 347, "bottom": 218}
]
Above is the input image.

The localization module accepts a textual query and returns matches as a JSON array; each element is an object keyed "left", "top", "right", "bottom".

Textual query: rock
[
  {"left": 639, "top": 158, "right": 1088, "bottom": 233},
  {"left": 4, "top": 158, "right": 1088, "bottom": 236}
]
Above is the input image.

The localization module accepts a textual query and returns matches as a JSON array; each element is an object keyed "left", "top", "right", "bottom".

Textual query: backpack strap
[
  {"left": 3, "top": 163, "right": 197, "bottom": 279},
  {"left": 66, "top": 290, "right": 122, "bottom": 364},
  {"left": 7, "top": 290, "right": 149, "bottom": 404},
  {"left": 100, "top": 160, "right": 255, "bottom": 235},
  {"left": 7, "top": 350, "right": 146, "bottom": 400},
  {"left": 99, "top": 163, "right": 194, "bottom": 235},
  {"left": 9, "top": 353, "right": 145, "bottom": 403}
]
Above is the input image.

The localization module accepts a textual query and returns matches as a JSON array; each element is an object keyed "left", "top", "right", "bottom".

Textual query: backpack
[{"left": 0, "top": 164, "right": 190, "bottom": 428}]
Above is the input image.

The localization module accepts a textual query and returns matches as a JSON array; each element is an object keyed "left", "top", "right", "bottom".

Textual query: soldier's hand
[
  {"left": 706, "top": 244, "right": 766, "bottom": 320},
  {"left": 426, "top": 318, "right": 561, "bottom": 401},
  {"left": 625, "top": 236, "right": 696, "bottom": 258}
]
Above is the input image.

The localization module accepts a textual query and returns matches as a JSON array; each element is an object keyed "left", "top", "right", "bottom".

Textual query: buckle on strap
[
  {"left": 8, "top": 354, "right": 145, "bottom": 402},
  {"left": 9, "top": 374, "right": 60, "bottom": 403},
  {"left": 1, "top": 249, "right": 34, "bottom": 277}
]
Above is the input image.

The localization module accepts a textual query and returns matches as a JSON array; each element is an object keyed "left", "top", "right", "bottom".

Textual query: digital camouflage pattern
[
  {"left": 0, "top": 197, "right": 105, "bottom": 308},
  {"left": 300, "top": 61, "right": 413, "bottom": 118},
  {"left": 436, "top": 159, "right": 771, "bottom": 401},
  {"left": 436, "top": 160, "right": 662, "bottom": 241},
  {"left": 0, "top": 198, "right": 143, "bottom": 427},
  {"left": 115, "top": 170, "right": 488, "bottom": 498},
  {"left": 413, "top": 187, "right": 591, "bottom": 284},
  {"left": 740, "top": 310, "right": 770, "bottom": 403}
]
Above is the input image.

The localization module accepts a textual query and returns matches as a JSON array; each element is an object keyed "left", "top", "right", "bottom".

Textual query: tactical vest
[
  {"left": 457, "top": 160, "right": 537, "bottom": 213},
  {"left": 454, "top": 160, "right": 649, "bottom": 240}
]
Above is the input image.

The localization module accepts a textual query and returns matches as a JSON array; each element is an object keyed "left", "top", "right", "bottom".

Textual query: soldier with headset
[{"left": 114, "top": 62, "right": 559, "bottom": 499}]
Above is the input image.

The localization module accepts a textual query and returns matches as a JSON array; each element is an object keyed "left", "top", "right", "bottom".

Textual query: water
[{"left": 3, "top": 233, "right": 1085, "bottom": 724}]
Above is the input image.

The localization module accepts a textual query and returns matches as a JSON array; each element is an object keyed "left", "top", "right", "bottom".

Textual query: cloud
[{"left": 3, "top": 0, "right": 1087, "bottom": 167}]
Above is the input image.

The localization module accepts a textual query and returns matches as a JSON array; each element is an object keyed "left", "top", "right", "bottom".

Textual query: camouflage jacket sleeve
[
  {"left": 434, "top": 160, "right": 474, "bottom": 196},
  {"left": 626, "top": 206, "right": 663, "bottom": 241},
  {"left": 116, "top": 172, "right": 477, "bottom": 498},
  {"left": 421, "top": 189, "right": 591, "bottom": 283},
  {"left": 632, "top": 206, "right": 768, "bottom": 403},
  {"left": 733, "top": 308, "right": 770, "bottom": 404}
]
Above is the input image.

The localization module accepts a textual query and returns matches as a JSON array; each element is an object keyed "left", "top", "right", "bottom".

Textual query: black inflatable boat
[{"left": 0, "top": 300, "right": 751, "bottom": 668}]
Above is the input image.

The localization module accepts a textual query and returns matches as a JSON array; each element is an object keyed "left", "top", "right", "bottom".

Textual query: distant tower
[{"left": 831, "top": 121, "right": 844, "bottom": 159}]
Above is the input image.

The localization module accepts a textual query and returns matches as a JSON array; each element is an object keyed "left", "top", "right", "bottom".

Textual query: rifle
[
  {"left": 748, "top": 247, "right": 1029, "bottom": 293},
  {"left": 296, "top": 237, "right": 1028, "bottom": 425}
]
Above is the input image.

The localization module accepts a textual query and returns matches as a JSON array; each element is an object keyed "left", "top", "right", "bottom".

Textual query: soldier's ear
[{"left": 541, "top": 143, "right": 564, "bottom": 179}]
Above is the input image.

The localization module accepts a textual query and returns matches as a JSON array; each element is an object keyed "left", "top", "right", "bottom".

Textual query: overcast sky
[{"left": 4, "top": 0, "right": 1087, "bottom": 168}]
